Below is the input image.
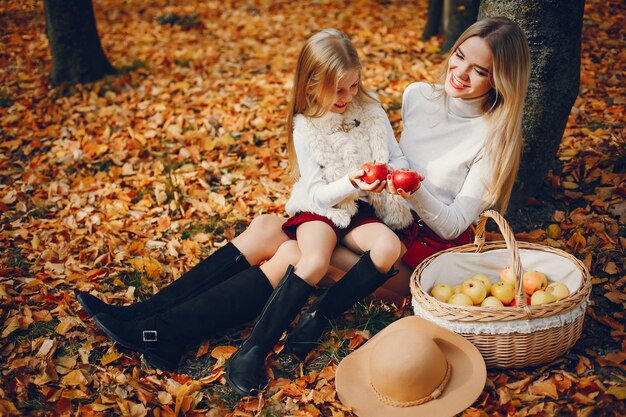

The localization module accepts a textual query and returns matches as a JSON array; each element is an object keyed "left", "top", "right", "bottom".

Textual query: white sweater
[
  {"left": 286, "top": 98, "right": 411, "bottom": 229},
  {"left": 400, "top": 82, "right": 491, "bottom": 240}
]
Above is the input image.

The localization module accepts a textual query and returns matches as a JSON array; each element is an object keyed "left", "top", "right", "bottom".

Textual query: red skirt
[
  {"left": 397, "top": 211, "right": 472, "bottom": 269},
  {"left": 282, "top": 200, "right": 384, "bottom": 241}
]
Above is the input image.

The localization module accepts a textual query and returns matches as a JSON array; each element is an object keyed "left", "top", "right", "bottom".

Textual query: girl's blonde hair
[
  {"left": 287, "top": 28, "right": 373, "bottom": 179},
  {"left": 441, "top": 17, "right": 530, "bottom": 213}
]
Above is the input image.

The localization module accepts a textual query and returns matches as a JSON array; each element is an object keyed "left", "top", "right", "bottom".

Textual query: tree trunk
[
  {"left": 422, "top": 0, "right": 444, "bottom": 39},
  {"left": 44, "top": 0, "right": 116, "bottom": 85},
  {"left": 440, "top": 0, "right": 479, "bottom": 53},
  {"left": 478, "top": 0, "right": 585, "bottom": 211}
]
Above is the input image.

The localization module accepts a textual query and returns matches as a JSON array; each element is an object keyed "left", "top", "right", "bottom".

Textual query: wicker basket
[{"left": 410, "top": 210, "right": 592, "bottom": 368}]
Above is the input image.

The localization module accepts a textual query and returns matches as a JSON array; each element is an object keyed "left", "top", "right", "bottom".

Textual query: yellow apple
[
  {"left": 461, "top": 278, "right": 487, "bottom": 305},
  {"left": 447, "top": 293, "right": 473, "bottom": 306},
  {"left": 499, "top": 267, "right": 517, "bottom": 288},
  {"left": 470, "top": 273, "right": 492, "bottom": 292},
  {"left": 481, "top": 296, "right": 504, "bottom": 307},
  {"left": 545, "top": 282, "right": 570, "bottom": 300},
  {"left": 530, "top": 290, "right": 557, "bottom": 305},
  {"left": 452, "top": 284, "right": 463, "bottom": 294},
  {"left": 523, "top": 270, "right": 548, "bottom": 295},
  {"left": 490, "top": 281, "right": 515, "bottom": 305},
  {"left": 430, "top": 283, "right": 453, "bottom": 302}
]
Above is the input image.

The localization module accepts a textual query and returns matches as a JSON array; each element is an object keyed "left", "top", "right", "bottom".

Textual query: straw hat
[{"left": 335, "top": 316, "right": 486, "bottom": 417}]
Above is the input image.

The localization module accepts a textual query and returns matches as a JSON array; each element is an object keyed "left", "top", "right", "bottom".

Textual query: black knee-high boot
[
  {"left": 285, "top": 251, "right": 396, "bottom": 359},
  {"left": 85, "top": 265, "right": 273, "bottom": 371},
  {"left": 77, "top": 242, "right": 250, "bottom": 320},
  {"left": 225, "top": 265, "right": 313, "bottom": 395}
]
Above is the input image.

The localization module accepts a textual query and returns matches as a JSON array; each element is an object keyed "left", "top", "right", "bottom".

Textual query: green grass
[{"left": 10, "top": 319, "right": 60, "bottom": 344}]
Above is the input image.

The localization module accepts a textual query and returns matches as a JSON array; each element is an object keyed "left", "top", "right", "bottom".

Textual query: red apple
[
  {"left": 509, "top": 295, "right": 531, "bottom": 307},
  {"left": 391, "top": 169, "right": 421, "bottom": 193},
  {"left": 360, "top": 162, "right": 390, "bottom": 184}
]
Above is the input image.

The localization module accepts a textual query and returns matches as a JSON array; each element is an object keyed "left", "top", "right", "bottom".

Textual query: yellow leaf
[
  {"left": 562, "top": 181, "right": 579, "bottom": 189},
  {"left": 1, "top": 316, "right": 20, "bottom": 338},
  {"left": 61, "top": 369, "right": 88, "bottom": 386},
  {"left": 605, "top": 385, "right": 626, "bottom": 400},
  {"left": 100, "top": 347, "right": 124, "bottom": 366},
  {"left": 130, "top": 257, "right": 165, "bottom": 279},
  {"left": 55, "top": 317, "right": 81, "bottom": 335}
]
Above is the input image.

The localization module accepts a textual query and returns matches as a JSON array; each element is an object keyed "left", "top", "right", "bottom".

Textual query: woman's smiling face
[
  {"left": 331, "top": 70, "right": 359, "bottom": 113},
  {"left": 445, "top": 36, "right": 493, "bottom": 99}
]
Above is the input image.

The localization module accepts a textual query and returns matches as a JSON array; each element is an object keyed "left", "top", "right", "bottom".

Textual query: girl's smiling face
[
  {"left": 445, "top": 36, "right": 493, "bottom": 99},
  {"left": 331, "top": 70, "right": 359, "bottom": 113}
]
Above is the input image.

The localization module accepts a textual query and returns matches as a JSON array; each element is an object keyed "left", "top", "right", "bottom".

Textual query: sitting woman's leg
[
  {"left": 78, "top": 214, "right": 289, "bottom": 319},
  {"left": 81, "top": 238, "right": 302, "bottom": 372},
  {"left": 285, "top": 223, "right": 402, "bottom": 359},
  {"left": 226, "top": 221, "right": 336, "bottom": 395}
]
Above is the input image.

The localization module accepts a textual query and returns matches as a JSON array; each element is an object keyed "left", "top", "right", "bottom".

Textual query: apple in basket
[
  {"left": 360, "top": 162, "right": 390, "bottom": 184},
  {"left": 499, "top": 267, "right": 517, "bottom": 288},
  {"left": 509, "top": 295, "right": 531, "bottom": 307},
  {"left": 447, "top": 293, "right": 474, "bottom": 306},
  {"left": 530, "top": 290, "right": 557, "bottom": 305},
  {"left": 490, "top": 281, "right": 515, "bottom": 305},
  {"left": 391, "top": 169, "right": 421, "bottom": 193},
  {"left": 470, "top": 273, "right": 492, "bottom": 292},
  {"left": 461, "top": 278, "right": 487, "bottom": 305},
  {"left": 430, "top": 283, "right": 453, "bottom": 303},
  {"left": 523, "top": 270, "right": 548, "bottom": 295},
  {"left": 545, "top": 282, "right": 570, "bottom": 300},
  {"left": 481, "top": 296, "right": 504, "bottom": 307}
]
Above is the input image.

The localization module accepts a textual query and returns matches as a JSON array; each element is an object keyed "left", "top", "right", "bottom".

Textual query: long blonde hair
[
  {"left": 286, "top": 28, "right": 374, "bottom": 179},
  {"left": 441, "top": 17, "right": 530, "bottom": 213}
]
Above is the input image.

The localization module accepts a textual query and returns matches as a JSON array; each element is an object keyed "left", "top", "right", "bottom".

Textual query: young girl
[{"left": 224, "top": 28, "right": 415, "bottom": 395}]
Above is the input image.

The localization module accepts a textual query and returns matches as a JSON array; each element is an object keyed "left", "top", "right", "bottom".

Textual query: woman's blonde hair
[
  {"left": 441, "top": 17, "right": 530, "bottom": 213},
  {"left": 286, "top": 28, "right": 373, "bottom": 179}
]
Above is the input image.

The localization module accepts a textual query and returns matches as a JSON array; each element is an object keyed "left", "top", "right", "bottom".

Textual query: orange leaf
[{"left": 210, "top": 345, "right": 237, "bottom": 360}]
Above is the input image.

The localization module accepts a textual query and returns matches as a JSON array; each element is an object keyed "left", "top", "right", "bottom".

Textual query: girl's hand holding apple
[{"left": 349, "top": 169, "right": 387, "bottom": 192}]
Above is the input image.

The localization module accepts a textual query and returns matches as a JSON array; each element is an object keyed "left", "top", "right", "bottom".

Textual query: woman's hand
[
  {"left": 386, "top": 171, "right": 424, "bottom": 199},
  {"left": 349, "top": 169, "right": 387, "bottom": 193}
]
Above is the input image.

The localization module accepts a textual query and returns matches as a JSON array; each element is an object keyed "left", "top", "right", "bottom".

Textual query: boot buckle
[{"left": 143, "top": 330, "right": 157, "bottom": 342}]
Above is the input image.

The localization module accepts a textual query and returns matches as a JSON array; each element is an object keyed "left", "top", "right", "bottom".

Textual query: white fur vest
[{"left": 285, "top": 98, "right": 413, "bottom": 230}]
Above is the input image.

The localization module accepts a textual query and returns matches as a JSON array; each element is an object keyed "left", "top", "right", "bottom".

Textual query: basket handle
[{"left": 474, "top": 210, "right": 529, "bottom": 310}]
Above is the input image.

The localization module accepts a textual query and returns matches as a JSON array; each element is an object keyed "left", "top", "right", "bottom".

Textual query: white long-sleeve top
[
  {"left": 286, "top": 97, "right": 413, "bottom": 230},
  {"left": 400, "top": 82, "right": 492, "bottom": 240},
  {"left": 292, "top": 105, "right": 409, "bottom": 210}
]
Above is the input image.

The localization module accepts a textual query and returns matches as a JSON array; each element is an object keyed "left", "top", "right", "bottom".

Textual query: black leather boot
[
  {"left": 87, "top": 266, "right": 273, "bottom": 371},
  {"left": 285, "top": 251, "right": 396, "bottom": 359},
  {"left": 225, "top": 265, "right": 313, "bottom": 395},
  {"left": 77, "top": 242, "right": 249, "bottom": 320}
]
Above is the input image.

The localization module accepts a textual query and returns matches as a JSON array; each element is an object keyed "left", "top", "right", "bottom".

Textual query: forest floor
[{"left": 0, "top": 0, "right": 624, "bottom": 416}]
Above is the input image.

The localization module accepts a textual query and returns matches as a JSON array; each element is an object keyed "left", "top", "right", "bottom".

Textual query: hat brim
[{"left": 335, "top": 316, "right": 486, "bottom": 417}]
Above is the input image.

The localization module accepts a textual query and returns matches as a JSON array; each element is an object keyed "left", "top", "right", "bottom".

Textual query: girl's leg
[
  {"left": 226, "top": 221, "right": 336, "bottom": 395},
  {"left": 340, "top": 222, "right": 401, "bottom": 272},
  {"left": 285, "top": 223, "right": 402, "bottom": 359}
]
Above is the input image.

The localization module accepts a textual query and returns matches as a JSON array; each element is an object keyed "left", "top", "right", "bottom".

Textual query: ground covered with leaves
[{"left": 1, "top": 0, "right": 624, "bottom": 416}]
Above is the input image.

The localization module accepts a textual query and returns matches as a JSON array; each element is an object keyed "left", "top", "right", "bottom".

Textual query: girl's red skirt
[{"left": 282, "top": 200, "right": 384, "bottom": 241}]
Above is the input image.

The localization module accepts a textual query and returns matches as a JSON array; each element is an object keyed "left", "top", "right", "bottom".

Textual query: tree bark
[
  {"left": 440, "top": 0, "right": 479, "bottom": 53},
  {"left": 44, "top": 0, "right": 116, "bottom": 85},
  {"left": 478, "top": 0, "right": 585, "bottom": 211},
  {"left": 422, "top": 0, "right": 444, "bottom": 39},
  {"left": 422, "top": 0, "right": 479, "bottom": 53}
]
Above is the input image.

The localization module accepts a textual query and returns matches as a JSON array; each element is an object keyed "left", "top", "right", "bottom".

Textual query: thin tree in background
[{"left": 44, "top": 0, "right": 116, "bottom": 85}]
